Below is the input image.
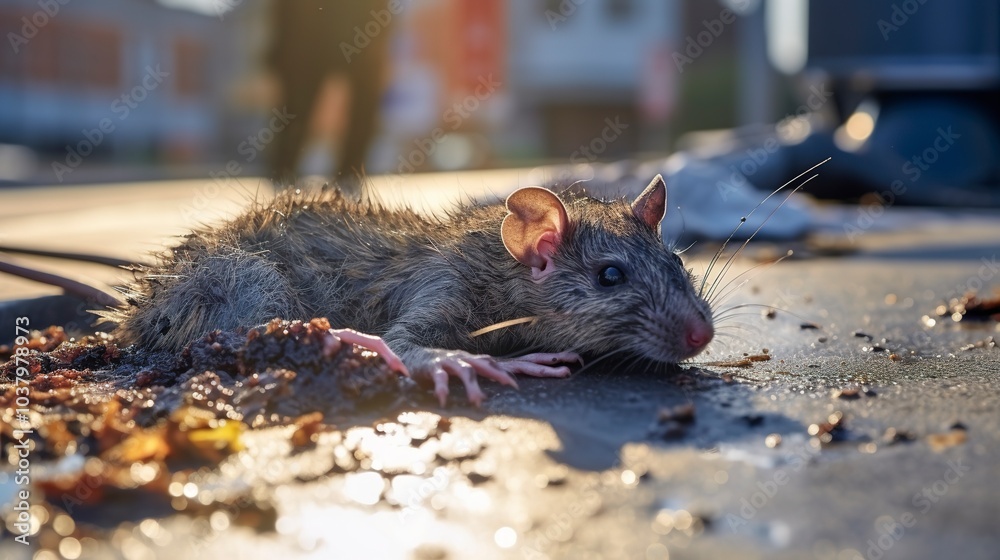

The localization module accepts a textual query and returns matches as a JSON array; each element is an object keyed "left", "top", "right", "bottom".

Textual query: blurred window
[
  {"left": 174, "top": 37, "right": 207, "bottom": 97},
  {"left": 25, "top": 22, "right": 59, "bottom": 84},
  {"left": 85, "top": 25, "right": 122, "bottom": 90},
  {"left": 0, "top": 11, "right": 25, "bottom": 81},
  {"left": 5, "top": 16, "right": 121, "bottom": 90},
  {"left": 543, "top": 0, "right": 574, "bottom": 24},
  {"left": 59, "top": 23, "right": 121, "bottom": 90}
]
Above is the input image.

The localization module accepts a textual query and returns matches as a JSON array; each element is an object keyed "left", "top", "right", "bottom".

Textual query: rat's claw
[
  {"left": 499, "top": 352, "right": 582, "bottom": 378},
  {"left": 431, "top": 367, "right": 450, "bottom": 406},
  {"left": 414, "top": 352, "right": 519, "bottom": 406},
  {"left": 501, "top": 361, "right": 572, "bottom": 378},
  {"left": 321, "top": 331, "right": 343, "bottom": 357},
  {"left": 514, "top": 352, "right": 584, "bottom": 367},
  {"left": 464, "top": 356, "right": 519, "bottom": 389},
  {"left": 441, "top": 360, "right": 485, "bottom": 406},
  {"left": 331, "top": 328, "right": 409, "bottom": 376}
]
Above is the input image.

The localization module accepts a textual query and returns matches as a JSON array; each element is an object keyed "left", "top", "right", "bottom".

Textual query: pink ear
[
  {"left": 631, "top": 175, "right": 667, "bottom": 233},
  {"left": 501, "top": 187, "right": 569, "bottom": 280}
]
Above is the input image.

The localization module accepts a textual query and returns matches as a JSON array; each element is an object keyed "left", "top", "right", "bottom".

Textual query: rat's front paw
[
  {"left": 327, "top": 328, "right": 408, "bottom": 376},
  {"left": 500, "top": 352, "right": 583, "bottom": 378},
  {"left": 411, "top": 350, "right": 519, "bottom": 407}
]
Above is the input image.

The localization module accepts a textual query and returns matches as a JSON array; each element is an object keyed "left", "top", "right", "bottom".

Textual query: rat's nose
[{"left": 684, "top": 320, "right": 714, "bottom": 355}]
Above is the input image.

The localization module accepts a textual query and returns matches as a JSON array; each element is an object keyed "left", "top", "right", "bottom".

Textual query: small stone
[
  {"left": 926, "top": 430, "right": 967, "bottom": 452},
  {"left": 832, "top": 388, "right": 860, "bottom": 400},
  {"left": 882, "top": 427, "right": 914, "bottom": 444},
  {"left": 658, "top": 403, "right": 696, "bottom": 424}
]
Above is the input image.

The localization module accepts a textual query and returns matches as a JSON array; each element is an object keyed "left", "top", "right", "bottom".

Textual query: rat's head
[{"left": 501, "top": 175, "right": 713, "bottom": 363}]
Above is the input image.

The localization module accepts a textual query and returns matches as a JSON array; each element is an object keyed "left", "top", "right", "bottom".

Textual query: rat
[{"left": 102, "top": 175, "right": 714, "bottom": 405}]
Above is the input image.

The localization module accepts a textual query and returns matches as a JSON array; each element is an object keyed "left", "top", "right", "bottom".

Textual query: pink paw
[
  {"left": 413, "top": 351, "right": 520, "bottom": 407},
  {"left": 499, "top": 352, "right": 583, "bottom": 378},
  {"left": 324, "top": 328, "right": 409, "bottom": 377}
]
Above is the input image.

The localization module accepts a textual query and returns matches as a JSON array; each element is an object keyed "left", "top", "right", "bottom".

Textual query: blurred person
[{"left": 266, "top": 0, "right": 394, "bottom": 192}]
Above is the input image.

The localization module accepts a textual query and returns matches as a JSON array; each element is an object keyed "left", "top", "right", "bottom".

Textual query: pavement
[{"left": 1, "top": 172, "right": 1000, "bottom": 560}]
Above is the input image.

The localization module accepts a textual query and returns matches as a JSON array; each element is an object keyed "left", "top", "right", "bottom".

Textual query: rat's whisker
[
  {"left": 712, "top": 318, "right": 758, "bottom": 332},
  {"left": 713, "top": 312, "right": 770, "bottom": 324},
  {"left": 713, "top": 301, "right": 785, "bottom": 316},
  {"left": 711, "top": 331, "right": 748, "bottom": 341},
  {"left": 708, "top": 250, "right": 795, "bottom": 309},
  {"left": 705, "top": 173, "right": 819, "bottom": 303},
  {"left": 699, "top": 158, "right": 830, "bottom": 299},
  {"left": 703, "top": 331, "right": 751, "bottom": 353},
  {"left": 712, "top": 324, "right": 757, "bottom": 338},
  {"left": 709, "top": 278, "right": 750, "bottom": 310},
  {"left": 714, "top": 303, "right": 816, "bottom": 325},
  {"left": 676, "top": 239, "right": 697, "bottom": 255},
  {"left": 577, "top": 348, "right": 631, "bottom": 375}
]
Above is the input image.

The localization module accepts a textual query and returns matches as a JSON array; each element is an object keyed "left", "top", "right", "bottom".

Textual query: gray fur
[{"left": 107, "top": 187, "right": 712, "bottom": 370}]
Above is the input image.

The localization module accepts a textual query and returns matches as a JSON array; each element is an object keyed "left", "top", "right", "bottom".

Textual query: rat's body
[{"left": 108, "top": 176, "right": 714, "bottom": 403}]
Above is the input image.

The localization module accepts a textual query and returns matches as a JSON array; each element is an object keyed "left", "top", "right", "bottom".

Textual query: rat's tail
[{"left": 0, "top": 248, "right": 125, "bottom": 308}]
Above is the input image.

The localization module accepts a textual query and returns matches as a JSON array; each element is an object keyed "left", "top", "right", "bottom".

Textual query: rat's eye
[{"left": 597, "top": 265, "right": 627, "bottom": 287}]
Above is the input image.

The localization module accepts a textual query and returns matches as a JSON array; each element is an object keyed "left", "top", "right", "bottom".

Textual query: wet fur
[{"left": 106, "top": 188, "right": 713, "bottom": 367}]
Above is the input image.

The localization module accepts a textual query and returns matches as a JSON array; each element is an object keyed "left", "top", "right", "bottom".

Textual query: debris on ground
[
  {"left": 926, "top": 428, "right": 968, "bottom": 452},
  {"left": 649, "top": 403, "right": 696, "bottom": 441},
  {"left": 935, "top": 288, "right": 1000, "bottom": 323},
  {"left": 0, "top": 320, "right": 429, "bottom": 540},
  {"left": 959, "top": 336, "right": 997, "bottom": 352},
  {"left": 705, "top": 353, "right": 770, "bottom": 368},
  {"left": 807, "top": 411, "right": 848, "bottom": 445}
]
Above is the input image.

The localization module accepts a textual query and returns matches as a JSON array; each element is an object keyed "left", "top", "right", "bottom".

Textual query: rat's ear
[
  {"left": 501, "top": 187, "right": 569, "bottom": 281},
  {"left": 631, "top": 174, "right": 667, "bottom": 234}
]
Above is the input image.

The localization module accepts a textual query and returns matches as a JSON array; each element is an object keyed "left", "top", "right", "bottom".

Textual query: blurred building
[
  {"left": 507, "top": 0, "right": 679, "bottom": 161},
  {"left": 0, "top": 0, "right": 263, "bottom": 182},
  {"left": 375, "top": 0, "right": 679, "bottom": 172},
  {"left": 0, "top": 0, "right": 681, "bottom": 182}
]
